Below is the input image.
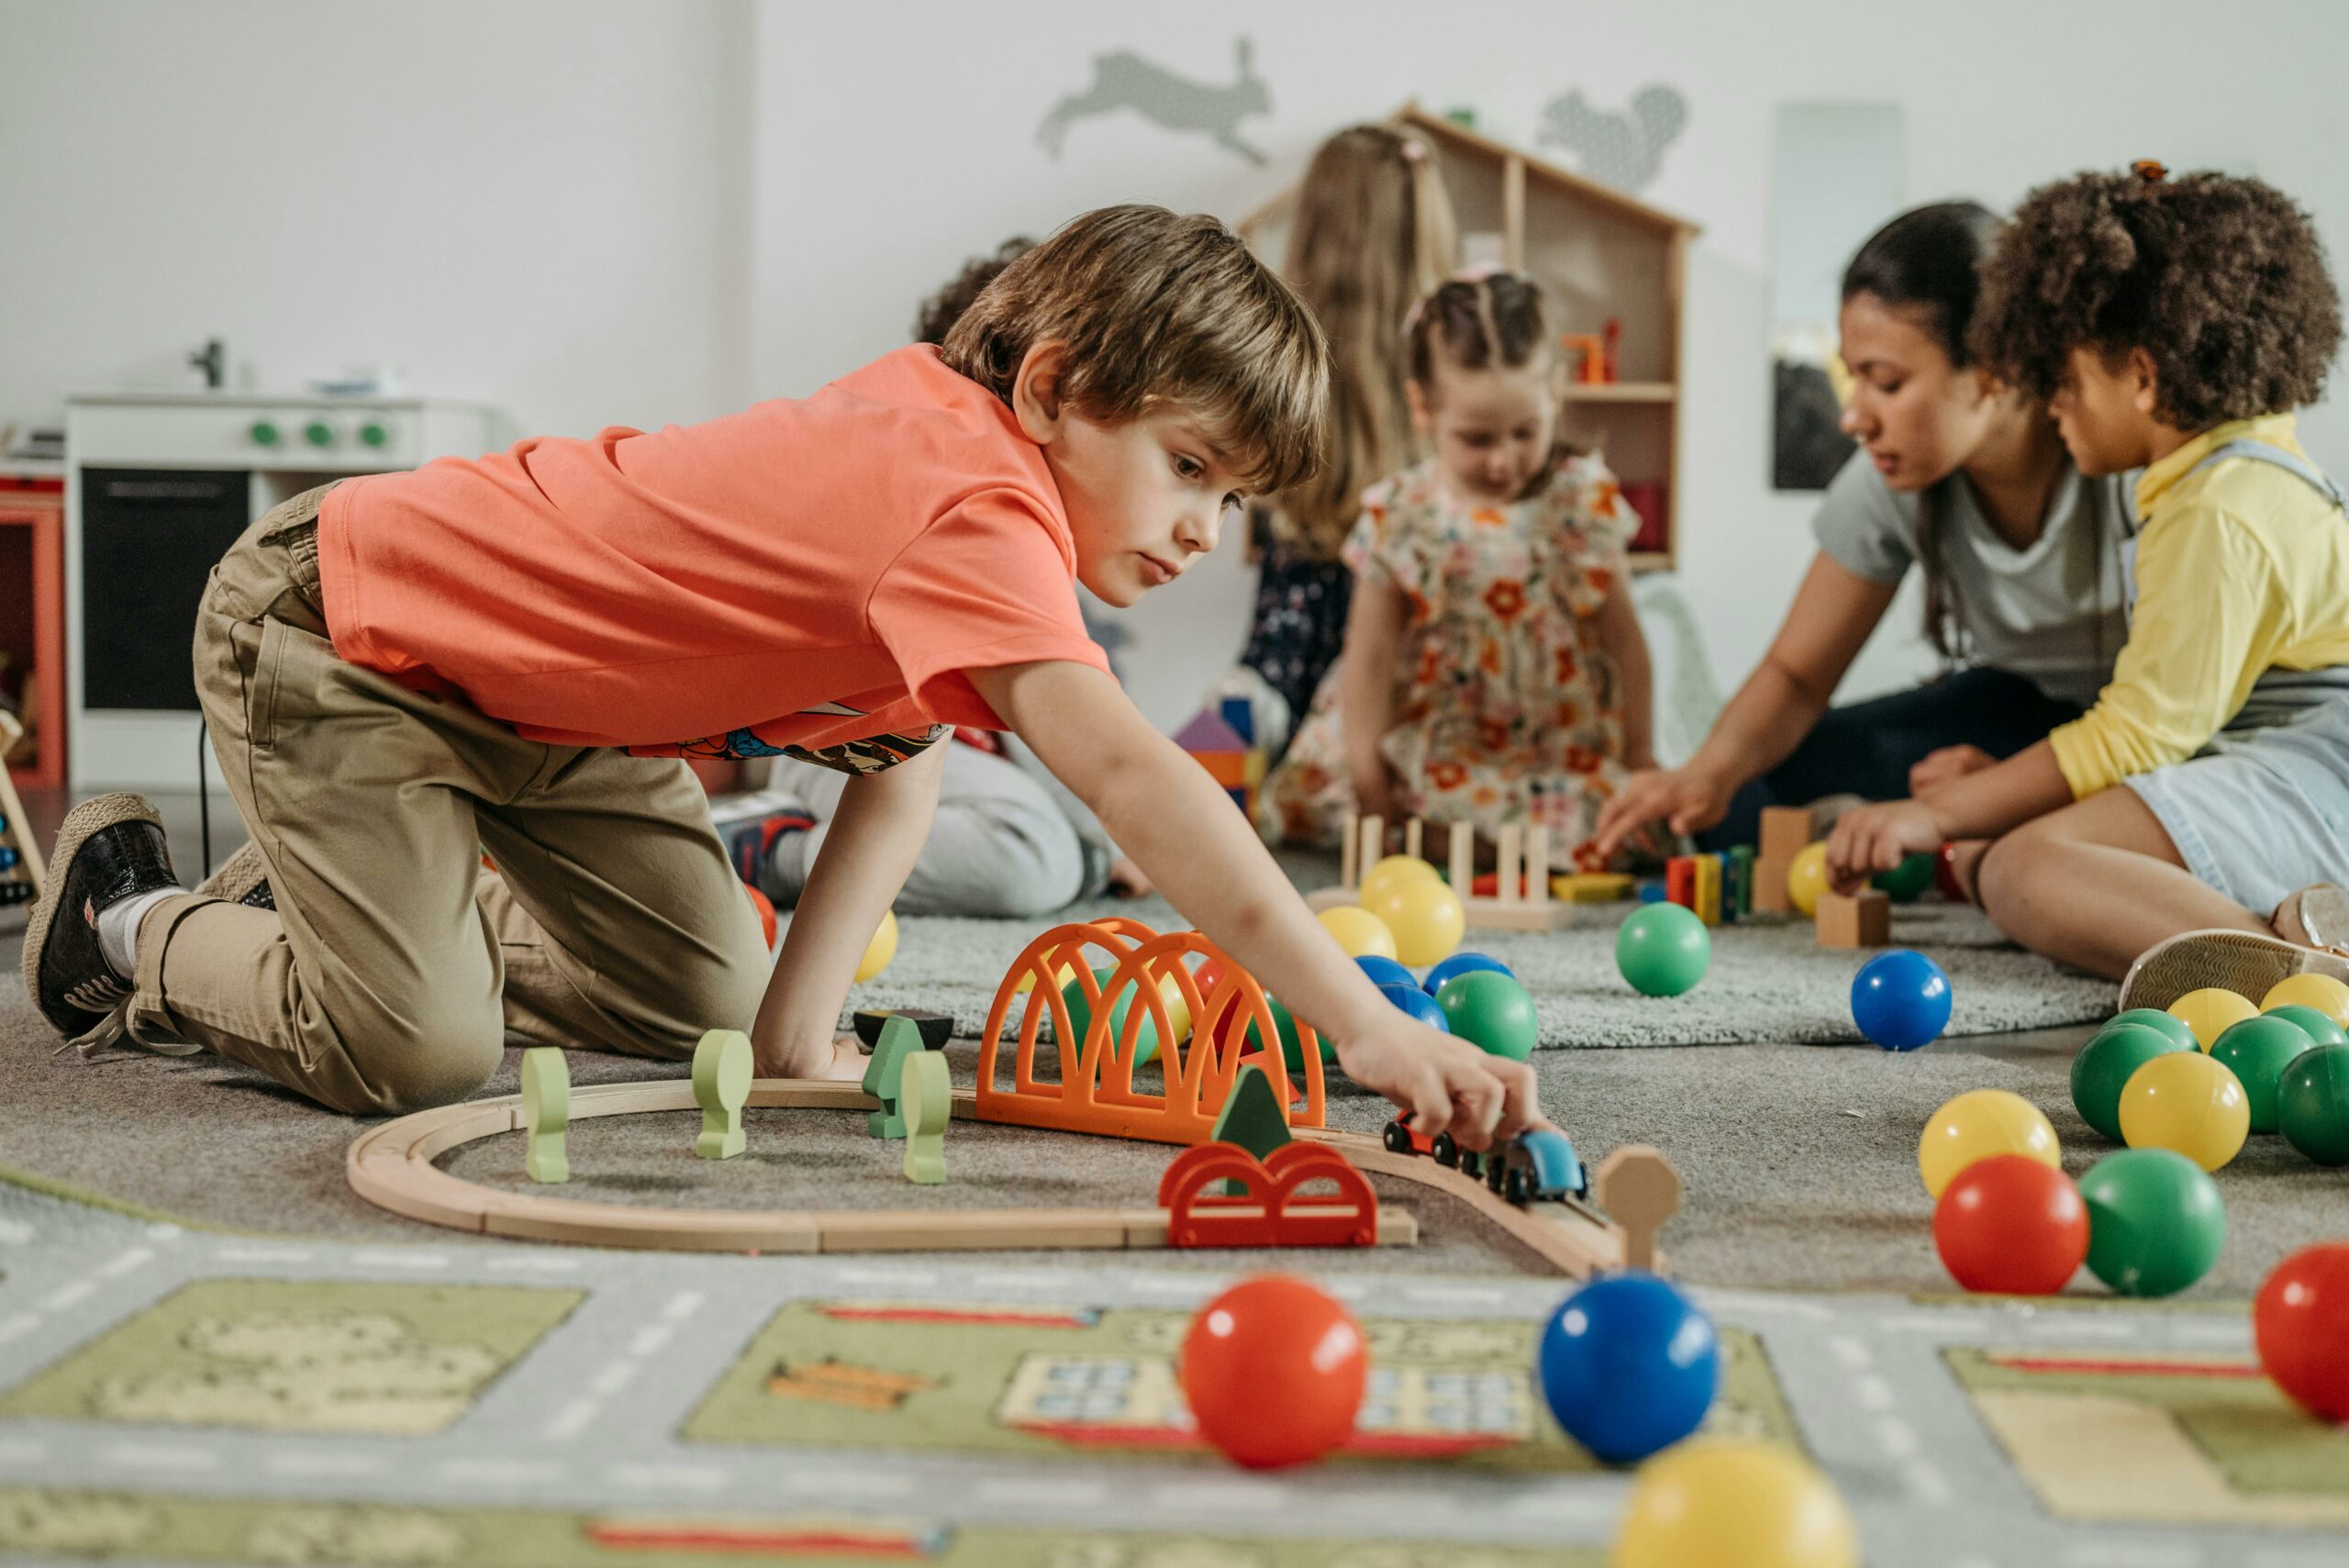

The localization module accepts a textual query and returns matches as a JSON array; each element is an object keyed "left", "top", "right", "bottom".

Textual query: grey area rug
[{"left": 832, "top": 877, "right": 2117, "bottom": 1050}]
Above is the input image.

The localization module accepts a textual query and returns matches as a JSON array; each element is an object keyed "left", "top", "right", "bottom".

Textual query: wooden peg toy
[
  {"left": 692, "top": 1028, "right": 752, "bottom": 1160},
  {"left": 1816, "top": 887, "right": 1890, "bottom": 950},
  {"left": 519, "top": 1047, "right": 570, "bottom": 1184},
  {"left": 900, "top": 1050, "right": 949, "bottom": 1184},
  {"left": 1593, "top": 1145, "right": 1682, "bottom": 1272}
]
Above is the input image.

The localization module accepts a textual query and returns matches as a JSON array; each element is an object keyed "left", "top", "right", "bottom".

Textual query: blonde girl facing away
[
  {"left": 1264, "top": 269, "right": 1660, "bottom": 873},
  {"left": 1232, "top": 125, "right": 1457, "bottom": 753}
]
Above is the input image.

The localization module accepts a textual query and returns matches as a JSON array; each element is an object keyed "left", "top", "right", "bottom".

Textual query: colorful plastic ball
[
  {"left": 1353, "top": 954, "right": 1418, "bottom": 992},
  {"left": 2071, "top": 1022, "right": 2196, "bottom": 1142},
  {"left": 1873, "top": 851, "right": 1935, "bottom": 903},
  {"left": 854, "top": 910, "right": 898, "bottom": 982},
  {"left": 1364, "top": 875, "right": 1465, "bottom": 967},
  {"left": 1615, "top": 904, "right": 1712, "bottom": 998},
  {"left": 2105, "top": 1007, "right": 2202, "bottom": 1053},
  {"left": 1060, "top": 966, "right": 1191, "bottom": 1070},
  {"left": 1436, "top": 970, "right": 1538, "bottom": 1062},
  {"left": 1917, "top": 1089, "right": 2060, "bottom": 1199},
  {"left": 1317, "top": 905, "right": 1398, "bottom": 962},
  {"left": 1379, "top": 982, "right": 1450, "bottom": 1032},
  {"left": 2167, "top": 987, "right": 2258, "bottom": 1050},
  {"left": 1014, "top": 958, "right": 1081, "bottom": 996},
  {"left": 2077, "top": 1148, "right": 2226, "bottom": 1297},
  {"left": 1932, "top": 1154, "right": 2089, "bottom": 1296},
  {"left": 743, "top": 882, "right": 777, "bottom": 952},
  {"left": 1851, "top": 949, "right": 1952, "bottom": 1051},
  {"left": 1360, "top": 851, "right": 1439, "bottom": 907},
  {"left": 1786, "top": 841, "right": 1830, "bottom": 918},
  {"left": 2209, "top": 1016, "right": 2316, "bottom": 1133},
  {"left": 1181, "top": 1275, "right": 1365, "bottom": 1470},
  {"left": 2254, "top": 1242, "right": 2349, "bottom": 1421},
  {"left": 1610, "top": 1440, "right": 1859, "bottom": 1568},
  {"left": 2118, "top": 1051, "right": 2249, "bottom": 1171},
  {"left": 1536, "top": 1272, "right": 1720, "bottom": 1465},
  {"left": 2278, "top": 1043, "right": 2349, "bottom": 1165},
  {"left": 2263, "top": 1003, "right": 2349, "bottom": 1048},
  {"left": 2260, "top": 972, "right": 2349, "bottom": 1030},
  {"left": 1422, "top": 951, "right": 1514, "bottom": 995}
]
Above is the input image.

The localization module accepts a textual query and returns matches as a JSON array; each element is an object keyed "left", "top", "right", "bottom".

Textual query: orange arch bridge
[{"left": 974, "top": 918, "right": 1328, "bottom": 1144}]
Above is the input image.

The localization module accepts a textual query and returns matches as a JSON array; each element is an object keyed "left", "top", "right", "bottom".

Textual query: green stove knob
[
  {"left": 249, "top": 419, "right": 280, "bottom": 446},
  {"left": 304, "top": 420, "right": 335, "bottom": 447},
  {"left": 358, "top": 421, "right": 389, "bottom": 449}
]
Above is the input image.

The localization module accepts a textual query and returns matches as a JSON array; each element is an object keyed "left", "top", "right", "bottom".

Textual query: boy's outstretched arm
[
  {"left": 970, "top": 659, "right": 1547, "bottom": 1149},
  {"left": 750, "top": 739, "right": 947, "bottom": 1078}
]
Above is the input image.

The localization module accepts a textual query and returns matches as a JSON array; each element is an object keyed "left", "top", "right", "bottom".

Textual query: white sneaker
[{"left": 2118, "top": 928, "right": 2349, "bottom": 1014}]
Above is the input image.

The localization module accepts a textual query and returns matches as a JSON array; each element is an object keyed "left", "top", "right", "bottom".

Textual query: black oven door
[{"left": 80, "top": 468, "right": 250, "bottom": 711}]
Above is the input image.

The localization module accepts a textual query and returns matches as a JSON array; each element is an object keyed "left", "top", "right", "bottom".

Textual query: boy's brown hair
[
  {"left": 1971, "top": 167, "right": 2343, "bottom": 431},
  {"left": 941, "top": 205, "right": 1329, "bottom": 497}
]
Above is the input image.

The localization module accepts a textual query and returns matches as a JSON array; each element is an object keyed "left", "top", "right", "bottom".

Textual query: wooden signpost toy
[
  {"left": 1753, "top": 805, "right": 1812, "bottom": 915},
  {"left": 1817, "top": 887, "right": 1891, "bottom": 950},
  {"left": 1593, "top": 1145, "right": 1682, "bottom": 1271},
  {"left": 519, "top": 1048, "right": 570, "bottom": 1184},
  {"left": 900, "top": 1051, "right": 949, "bottom": 1184},
  {"left": 692, "top": 1029, "right": 752, "bottom": 1160}
]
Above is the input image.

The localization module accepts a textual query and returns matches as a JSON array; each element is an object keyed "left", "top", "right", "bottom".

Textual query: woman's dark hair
[{"left": 1842, "top": 201, "right": 2002, "bottom": 664}]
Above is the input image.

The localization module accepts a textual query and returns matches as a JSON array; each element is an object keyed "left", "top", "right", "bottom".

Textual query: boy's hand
[
  {"left": 1826, "top": 798, "right": 1943, "bottom": 892},
  {"left": 1335, "top": 1021, "right": 1545, "bottom": 1150}
]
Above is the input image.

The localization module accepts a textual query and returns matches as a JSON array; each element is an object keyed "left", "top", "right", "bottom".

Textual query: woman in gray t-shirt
[{"left": 1597, "top": 201, "right": 2132, "bottom": 858}]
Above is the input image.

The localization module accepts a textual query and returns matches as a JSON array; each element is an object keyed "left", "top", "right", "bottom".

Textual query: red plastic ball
[
  {"left": 2256, "top": 1242, "right": 2349, "bottom": 1421},
  {"left": 1180, "top": 1275, "right": 1365, "bottom": 1469},
  {"left": 743, "top": 882, "right": 777, "bottom": 951},
  {"left": 1932, "top": 1154, "right": 2090, "bottom": 1295}
]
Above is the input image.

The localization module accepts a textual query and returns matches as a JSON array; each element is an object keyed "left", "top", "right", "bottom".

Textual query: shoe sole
[
  {"left": 19, "top": 792, "right": 167, "bottom": 1037},
  {"left": 2117, "top": 928, "right": 2349, "bottom": 1014},
  {"left": 2276, "top": 884, "right": 2349, "bottom": 952}
]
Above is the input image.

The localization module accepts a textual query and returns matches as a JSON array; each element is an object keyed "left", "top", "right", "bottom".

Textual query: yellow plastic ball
[
  {"left": 1364, "top": 876, "right": 1465, "bottom": 967},
  {"left": 1359, "top": 852, "right": 1439, "bottom": 907},
  {"left": 854, "top": 910, "right": 898, "bottom": 983},
  {"left": 2168, "top": 987, "right": 2259, "bottom": 1050},
  {"left": 2118, "top": 1050, "right": 2250, "bottom": 1172},
  {"left": 1611, "top": 1440, "right": 1860, "bottom": 1568},
  {"left": 2262, "top": 973, "right": 2349, "bottom": 1029},
  {"left": 1786, "top": 841, "right": 1830, "bottom": 918},
  {"left": 1013, "top": 959, "right": 1082, "bottom": 996},
  {"left": 1918, "top": 1089, "right": 2061, "bottom": 1199},
  {"left": 1318, "top": 905, "right": 1400, "bottom": 962}
]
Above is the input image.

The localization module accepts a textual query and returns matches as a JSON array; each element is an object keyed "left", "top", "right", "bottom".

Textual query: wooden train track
[{"left": 346, "top": 1078, "right": 1660, "bottom": 1277}]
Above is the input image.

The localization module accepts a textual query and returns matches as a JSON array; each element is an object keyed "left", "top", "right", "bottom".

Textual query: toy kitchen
[{"left": 65, "top": 351, "right": 495, "bottom": 792}]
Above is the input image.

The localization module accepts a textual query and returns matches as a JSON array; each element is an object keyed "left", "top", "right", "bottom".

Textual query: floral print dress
[{"left": 1261, "top": 452, "right": 1641, "bottom": 873}]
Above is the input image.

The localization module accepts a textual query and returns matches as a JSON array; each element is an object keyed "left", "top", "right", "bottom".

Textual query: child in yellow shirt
[{"left": 1825, "top": 165, "right": 2349, "bottom": 1001}]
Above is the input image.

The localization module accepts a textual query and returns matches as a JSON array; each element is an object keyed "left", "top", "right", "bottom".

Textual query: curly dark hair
[
  {"left": 1971, "top": 168, "right": 2342, "bottom": 430},
  {"left": 913, "top": 238, "right": 1035, "bottom": 345}
]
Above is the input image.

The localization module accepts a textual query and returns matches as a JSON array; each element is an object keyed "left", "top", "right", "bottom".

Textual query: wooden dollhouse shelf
[{"left": 1562, "top": 383, "right": 1675, "bottom": 403}]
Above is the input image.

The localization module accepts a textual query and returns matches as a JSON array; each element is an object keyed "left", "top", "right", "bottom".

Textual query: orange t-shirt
[{"left": 316, "top": 346, "right": 1107, "bottom": 771}]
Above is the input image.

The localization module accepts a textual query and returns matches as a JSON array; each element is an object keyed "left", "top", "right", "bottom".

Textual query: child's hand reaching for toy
[
  {"left": 1826, "top": 798, "right": 1943, "bottom": 893},
  {"left": 1334, "top": 1018, "right": 1546, "bottom": 1151}
]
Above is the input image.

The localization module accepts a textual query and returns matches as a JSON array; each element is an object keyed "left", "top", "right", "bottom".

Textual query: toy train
[{"left": 1381, "top": 1118, "right": 1588, "bottom": 1206}]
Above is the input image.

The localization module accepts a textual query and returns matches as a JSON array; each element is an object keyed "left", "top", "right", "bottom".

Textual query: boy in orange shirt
[{"left": 25, "top": 205, "right": 1542, "bottom": 1151}]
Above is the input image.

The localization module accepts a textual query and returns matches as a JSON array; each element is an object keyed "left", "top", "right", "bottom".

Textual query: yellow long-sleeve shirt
[{"left": 2050, "top": 414, "right": 2349, "bottom": 797}]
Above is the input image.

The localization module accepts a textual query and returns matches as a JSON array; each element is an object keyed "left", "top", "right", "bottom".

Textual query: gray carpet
[{"left": 841, "top": 869, "right": 2118, "bottom": 1047}]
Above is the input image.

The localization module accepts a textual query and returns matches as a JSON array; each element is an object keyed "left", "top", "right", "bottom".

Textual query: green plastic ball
[
  {"left": 1615, "top": 904, "right": 1711, "bottom": 997},
  {"left": 1872, "top": 852, "right": 1935, "bottom": 903},
  {"left": 2278, "top": 1043, "right": 2349, "bottom": 1165},
  {"left": 2209, "top": 1017, "right": 2315, "bottom": 1133},
  {"left": 1060, "top": 967, "right": 1168, "bottom": 1068},
  {"left": 2106, "top": 1008, "right": 2201, "bottom": 1052},
  {"left": 2077, "top": 1148, "right": 2227, "bottom": 1297},
  {"left": 1436, "top": 971, "right": 1538, "bottom": 1062},
  {"left": 2071, "top": 1022, "right": 2196, "bottom": 1142},
  {"left": 2265, "top": 1003, "right": 2349, "bottom": 1048}
]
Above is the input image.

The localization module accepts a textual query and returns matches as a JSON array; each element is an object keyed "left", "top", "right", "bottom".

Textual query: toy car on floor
[
  {"left": 1381, "top": 1116, "right": 1486, "bottom": 1178},
  {"left": 1486, "top": 1127, "right": 1586, "bottom": 1206}
]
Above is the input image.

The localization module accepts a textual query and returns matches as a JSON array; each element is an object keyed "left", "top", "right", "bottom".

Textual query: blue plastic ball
[
  {"left": 1851, "top": 949, "right": 1953, "bottom": 1051},
  {"left": 1423, "top": 951, "right": 1512, "bottom": 995},
  {"left": 1378, "top": 983, "right": 1450, "bottom": 1032},
  {"left": 1354, "top": 954, "right": 1418, "bottom": 992},
  {"left": 1536, "top": 1272, "right": 1720, "bottom": 1464}
]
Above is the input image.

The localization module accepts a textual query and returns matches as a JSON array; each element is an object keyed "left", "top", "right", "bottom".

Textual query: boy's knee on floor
[{"left": 342, "top": 999, "right": 504, "bottom": 1117}]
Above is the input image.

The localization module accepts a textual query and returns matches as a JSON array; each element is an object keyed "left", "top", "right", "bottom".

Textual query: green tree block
[
  {"left": 901, "top": 1051, "right": 949, "bottom": 1184},
  {"left": 519, "top": 1047, "right": 570, "bottom": 1184},
  {"left": 692, "top": 1029, "right": 752, "bottom": 1160},
  {"left": 862, "top": 1017, "right": 928, "bottom": 1140}
]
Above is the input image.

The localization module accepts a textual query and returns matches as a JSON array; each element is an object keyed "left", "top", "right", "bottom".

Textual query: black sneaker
[{"left": 20, "top": 793, "right": 180, "bottom": 1038}]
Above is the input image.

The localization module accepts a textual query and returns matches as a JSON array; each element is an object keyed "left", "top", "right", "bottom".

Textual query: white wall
[
  {"left": 0, "top": 0, "right": 756, "bottom": 442},
  {"left": 10, "top": 0, "right": 2348, "bottom": 735}
]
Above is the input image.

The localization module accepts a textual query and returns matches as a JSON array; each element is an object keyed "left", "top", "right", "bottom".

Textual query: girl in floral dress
[{"left": 1263, "top": 269, "right": 1662, "bottom": 873}]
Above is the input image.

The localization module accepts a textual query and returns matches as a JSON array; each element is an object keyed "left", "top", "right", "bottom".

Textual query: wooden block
[
  {"left": 1552, "top": 873, "right": 1633, "bottom": 903},
  {"left": 1728, "top": 846, "right": 1755, "bottom": 917},
  {"left": 1359, "top": 815, "right": 1385, "bottom": 880},
  {"left": 1525, "top": 827, "right": 1550, "bottom": 905},
  {"left": 1753, "top": 806, "right": 1813, "bottom": 915},
  {"left": 1448, "top": 822, "right": 1474, "bottom": 895},
  {"left": 519, "top": 1048, "right": 570, "bottom": 1184},
  {"left": 1692, "top": 854, "right": 1720, "bottom": 926},
  {"left": 692, "top": 1029, "right": 752, "bottom": 1160},
  {"left": 1665, "top": 855, "right": 1698, "bottom": 910},
  {"left": 1593, "top": 1146, "right": 1683, "bottom": 1273},
  {"left": 900, "top": 1051, "right": 949, "bottom": 1185},
  {"left": 1404, "top": 817, "right": 1423, "bottom": 861},
  {"left": 1816, "top": 888, "right": 1890, "bottom": 949},
  {"left": 1496, "top": 825, "right": 1522, "bottom": 906}
]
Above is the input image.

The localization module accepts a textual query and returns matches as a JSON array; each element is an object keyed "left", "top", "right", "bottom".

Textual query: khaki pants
[{"left": 126, "top": 485, "right": 770, "bottom": 1116}]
